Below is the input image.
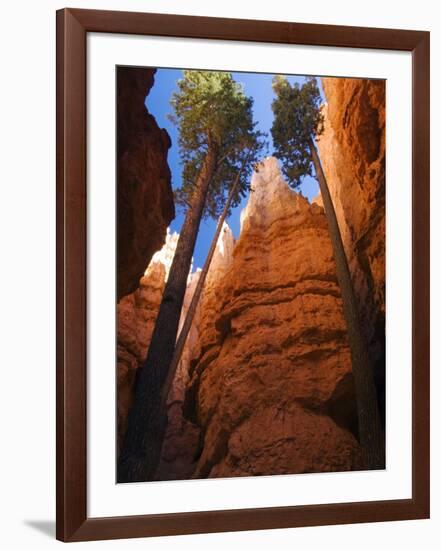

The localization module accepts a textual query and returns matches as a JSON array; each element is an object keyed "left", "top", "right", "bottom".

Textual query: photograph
[
  {"left": 116, "top": 66, "right": 386, "bottom": 484},
  {"left": 0, "top": 0, "right": 433, "bottom": 545}
]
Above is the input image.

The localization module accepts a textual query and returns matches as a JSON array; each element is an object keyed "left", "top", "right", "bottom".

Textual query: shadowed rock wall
[{"left": 117, "top": 67, "right": 175, "bottom": 300}]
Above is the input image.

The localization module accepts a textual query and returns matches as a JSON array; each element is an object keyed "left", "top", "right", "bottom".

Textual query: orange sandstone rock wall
[
  {"left": 317, "top": 78, "right": 386, "bottom": 419},
  {"left": 184, "top": 158, "right": 362, "bottom": 478},
  {"left": 117, "top": 67, "right": 175, "bottom": 300}
]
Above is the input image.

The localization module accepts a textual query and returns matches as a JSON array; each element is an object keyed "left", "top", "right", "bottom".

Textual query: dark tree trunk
[
  {"left": 158, "top": 156, "right": 248, "bottom": 416},
  {"left": 118, "top": 140, "right": 219, "bottom": 483},
  {"left": 309, "top": 138, "right": 385, "bottom": 470}
]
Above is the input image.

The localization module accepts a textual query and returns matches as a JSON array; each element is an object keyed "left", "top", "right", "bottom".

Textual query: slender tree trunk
[
  {"left": 118, "top": 140, "right": 219, "bottom": 483},
  {"left": 309, "top": 138, "right": 385, "bottom": 470},
  {"left": 158, "top": 155, "right": 249, "bottom": 416}
]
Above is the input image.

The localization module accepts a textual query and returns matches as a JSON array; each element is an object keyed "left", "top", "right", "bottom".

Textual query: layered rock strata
[
  {"left": 184, "top": 158, "right": 363, "bottom": 478},
  {"left": 117, "top": 67, "right": 175, "bottom": 300}
]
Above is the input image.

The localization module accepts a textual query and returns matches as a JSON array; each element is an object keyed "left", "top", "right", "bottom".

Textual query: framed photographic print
[{"left": 56, "top": 8, "right": 430, "bottom": 542}]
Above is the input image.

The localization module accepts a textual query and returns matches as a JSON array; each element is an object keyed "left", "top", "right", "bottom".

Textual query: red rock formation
[
  {"left": 316, "top": 78, "right": 385, "bottom": 418},
  {"left": 117, "top": 67, "right": 175, "bottom": 300},
  {"left": 184, "top": 158, "right": 362, "bottom": 478}
]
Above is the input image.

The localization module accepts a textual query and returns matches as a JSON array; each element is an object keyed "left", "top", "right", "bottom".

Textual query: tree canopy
[
  {"left": 169, "top": 70, "right": 266, "bottom": 218},
  {"left": 271, "top": 76, "right": 324, "bottom": 187}
]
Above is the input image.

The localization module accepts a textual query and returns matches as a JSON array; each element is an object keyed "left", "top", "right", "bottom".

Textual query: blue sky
[{"left": 147, "top": 68, "right": 324, "bottom": 269}]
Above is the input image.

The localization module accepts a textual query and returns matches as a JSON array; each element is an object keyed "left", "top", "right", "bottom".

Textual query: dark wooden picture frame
[{"left": 56, "top": 7, "right": 430, "bottom": 542}]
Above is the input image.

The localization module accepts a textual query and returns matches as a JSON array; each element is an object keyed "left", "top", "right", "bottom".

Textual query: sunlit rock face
[
  {"left": 184, "top": 157, "right": 362, "bottom": 478},
  {"left": 317, "top": 78, "right": 386, "bottom": 420},
  {"left": 117, "top": 67, "right": 175, "bottom": 300}
]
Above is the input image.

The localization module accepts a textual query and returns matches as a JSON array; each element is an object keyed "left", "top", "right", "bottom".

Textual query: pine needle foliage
[
  {"left": 169, "top": 70, "right": 266, "bottom": 218},
  {"left": 271, "top": 76, "right": 324, "bottom": 186}
]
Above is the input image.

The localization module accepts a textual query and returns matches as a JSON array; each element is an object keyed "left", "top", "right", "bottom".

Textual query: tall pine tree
[{"left": 271, "top": 76, "right": 385, "bottom": 470}]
